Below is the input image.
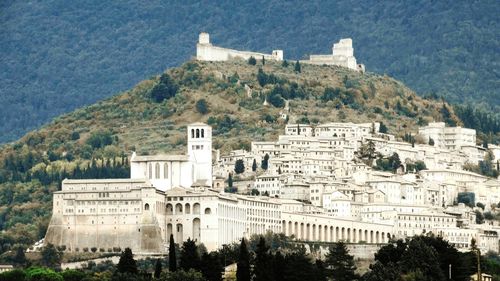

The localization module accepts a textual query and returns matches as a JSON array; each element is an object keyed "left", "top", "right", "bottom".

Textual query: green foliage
[
  {"left": 294, "top": 61, "right": 301, "bottom": 73},
  {"left": 161, "top": 269, "right": 206, "bottom": 281},
  {"left": 379, "top": 122, "right": 388, "bottom": 134},
  {"left": 169, "top": 234, "right": 177, "bottom": 272},
  {"left": 200, "top": 252, "right": 222, "bottom": 281},
  {"left": 324, "top": 242, "right": 358, "bottom": 281},
  {"left": 253, "top": 237, "right": 273, "bottom": 281},
  {"left": 261, "top": 154, "right": 269, "bottom": 170},
  {"left": 86, "top": 130, "right": 113, "bottom": 149},
  {"left": 195, "top": 99, "right": 209, "bottom": 114},
  {"left": 234, "top": 159, "right": 245, "bottom": 174},
  {"left": 0, "top": 269, "right": 26, "bottom": 281},
  {"left": 236, "top": 239, "right": 251, "bottom": 281},
  {"left": 252, "top": 159, "right": 257, "bottom": 172},
  {"left": 26, "top": 267, "right": 63, "bottom": 281},
  {"left": 180, "top": 238, "right": 201, "bottom": 272},
  {"left": 457, "top": 192, "right": 475, "bottom": 207},
  {"left": 117, "top": 248, "right": 138, "bottom": 274},
  {"left": 375, "top": 153, "right": 401, "bottom": 173},
  {"left": 41, "top": 243, "right": 63, "bottom": 269},
  {"left": 150, "top": 73, "right": 179, "bottom": 103},
  {"left": 248, "top": 56, "right": 257, "bottom": 66},
  {"left": 154, "top": 259, "right": 162, "bottom": 279},
  {"left": 61, "top": 269, "right": 86, "bottom": 281}
]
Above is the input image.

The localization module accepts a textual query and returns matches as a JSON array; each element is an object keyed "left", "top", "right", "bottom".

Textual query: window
[
  {"left": 164, "top": 163, "right": 168, "bottom": 179},
  {"left": 144, "top": 203, "right": 150, "bottom": 211},
  {"left": 196, "top": 129, "right": 200, "bottom": 138},
  {"left": 155, "top": 163, "right": 160, "bottom": 179},
  {"left": 191, "top": 129, "right": 194, "bottom": 138},
  {"left": 201, "top": 129, "right": 204, "bottom": 138},
  {"left": 148, "top": 163, "right": 152, "bottom": 179}
]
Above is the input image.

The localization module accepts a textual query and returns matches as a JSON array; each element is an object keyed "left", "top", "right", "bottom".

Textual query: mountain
[
  {"left": 1, "top": 0, "right": 498, "bottom": 143},
  {"left": 0, "top": 59, "right": 464, "bottom": 251}
]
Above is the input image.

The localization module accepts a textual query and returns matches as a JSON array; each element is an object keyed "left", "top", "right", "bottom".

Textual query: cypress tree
[
  {"left": 236, "top": 238, "right": 250, "bottom": 281},
  {"left": 154, "top": 258, "right": 162, "bottom": 279},
  {"left": 252, "top": 159, "right": 257, "bottom": 172},
  {"left": 228, "top": 173, "right": 233, "bottom": 188},
  {"left": 294, "top": 60, "right": 301, "bottom": 73},
  {"left": 169, "top": 234, "right": 177, "bottom": 272},
  {"left": 254, "top": 236, "right": 273, "bottom": 281},
  {"left": 117, "top": 248, "right": 138, "bottom": 274}
]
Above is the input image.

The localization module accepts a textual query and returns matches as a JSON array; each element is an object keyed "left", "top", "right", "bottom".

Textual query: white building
[
  {"left": 301, "top": 38, "right": 365, "bottom": 72},
  {"left": 419, "top": 122, "right": 476, "bottom": 150}
]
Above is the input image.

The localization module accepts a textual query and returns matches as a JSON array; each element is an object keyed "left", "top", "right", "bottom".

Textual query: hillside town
[{"left": 44, "top": 120, "right": 500, "bottom": 257}]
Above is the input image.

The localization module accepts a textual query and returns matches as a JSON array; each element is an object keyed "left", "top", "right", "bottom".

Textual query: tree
[
  {"left": 379, "top": 122, "right": 388, "bottom": 134},
  {"left": 281, "top": 60, "right": 289, "bottom": 67},
  {"left": 162, "top": 269, "right": 206, "bottom": 281},
  {"left": 234, "top": 159, "right": 245, "bottom": 174},
  {"left": 261, "top": 154, "right": 269, "bottom": 170},
  {"left": 154, "top": 259, "right": 163, "bottom": 279},
  {"left": 200, "top": 252, "right": 223, "bottom": 281},
  {"left": 475, "top": 210, "right": 485, "bottom": 224},
  {"left": 117, "top": 247, "right": 138, "bottom": 274},
  {"left": 390, "top": 153, "right": 401, "bottom": 172},
  {"left": 150, "top": 73, "right": 178, "bottom": 103},
  {"left": 195, "top": 99, "right": 209, "bottom": 114},
  {"left": 227, "top": 173, "right": 233, "bottom": 188},
  {"left": 362, "top": 261, "right": 400, "bottom": 281},
  {"left": 400, "top": 238, "right": 445, "bottom": 281},
  {"left": 324, "top": 242, "right": 358, "bottom": 281},
  {"left": 262, "top": 56, "right": 265, "bottom": 65},
  {"left": 429, "top": 137, "right": 435, "bottom": 146},
  {"left": 180, "top": 238, "right": 201, "bottom": 271},
  {"left": 252, "top": 159, "right": 257, "bottom": 172},
  {"left": 294, "top": 60, "right": 301, "bottom": 73},
  {"left": 169, "top": 234, "right": 177, "bottom": 272},
  {"left": 12, "top": 246, "right": 26, "bottom": 267},
  {"left": 248, "top": 56, "right": 257, "bottom": 65},
  {"left": 236, "top": 239, "right": 250, "bottom": 281},
  {"left": 41, "top": 243, "right": 62, "bottom": 269},
  {"left": 254, "top": 237, "right": 273, "bottom": 281},
  {"left": 61, "top": 270, "right": 86, "bottom": 281}
]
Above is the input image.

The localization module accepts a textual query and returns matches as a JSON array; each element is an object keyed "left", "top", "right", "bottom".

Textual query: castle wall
[{"left": 197, "top": 44, "right": 282, "bottom": 62}]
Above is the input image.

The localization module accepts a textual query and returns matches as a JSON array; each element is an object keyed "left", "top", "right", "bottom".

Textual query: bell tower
[{"left": 187, "top": 123, "right": 212, "bottom": 186}]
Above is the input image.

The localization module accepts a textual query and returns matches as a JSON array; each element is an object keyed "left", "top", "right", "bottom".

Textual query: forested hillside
[{"left": 1, "top": 0, "right": 498, "bottom": 142}]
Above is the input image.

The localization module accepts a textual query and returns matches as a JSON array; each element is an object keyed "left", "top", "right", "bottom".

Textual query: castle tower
[
  {"left": 187, "top": 123, "right": 212, "bottom": 187},
  {"left": 199, "top": 32, "right": 210, "bottom": 45}
]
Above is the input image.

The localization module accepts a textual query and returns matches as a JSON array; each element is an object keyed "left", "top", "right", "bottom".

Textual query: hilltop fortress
[{"left": 196, "top": 33, "right": 364, "bottom": 72}]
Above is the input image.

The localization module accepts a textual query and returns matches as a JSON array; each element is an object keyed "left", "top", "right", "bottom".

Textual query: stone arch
[
  {"left": 176, "top": 223, "right": 183, "bottom": 243},
  {"left": 330, "top": 226, "right": 334, "bottom": 242},
  {"left": 193, "top": 203, "right": 200, "bottom": 214},
  {"left": 358, "top": 229, "right": 362, "bottom": 243},
  {"left": 175, "top": 203, "right": 183, "bottom": 214},
  {"left": 306, "top": 223, "right": 311, "bottom": 240},
  {"left": 312, "top": 224, "right": 317, "bottom": 241},
  {"left": 336, "top": 227, "right": 340, "bottom": 242},
  {"left": 347, "top": 228, "right": 351, "bottom": 242},
  {"left": 353, "top": 228, "right": 357, "bottom": 243},
  {"left": 370, "top": 230, "right": 374, "bottom": 243},
  {"left": 166, "top": 204, "right": 173, "bottom": 215},
  {"left": 376, "top": 231, "right": 380, "bottom": 243},
  {"left": 185, "top": 203, "right": 191, "bottom": 214},
  {"left": 364, "top": 230, "right": 368, "bottom": 243},
  {"left": 300, "top": 223, "right": 305, "bottom": 240},
  {"left": 288, "top": 221, "right": 293, "bottom": 236},
  {"left": 167, "top": 223, "right": 173, "bottom": 239},
  {"left": 193, "top": 218, "right": 201, "bottom": 242},
  {"left": 144, "top": 203, "right": 150, "bottom": 211},
  {"left": 294, "top": 222, "right": 299, "bottom": 238},
  {"left": 341, "top": 227, "right": 346, "bottom": 241},
  {"left": 204, "top": 208, "right": 211, "bottom": 215}
]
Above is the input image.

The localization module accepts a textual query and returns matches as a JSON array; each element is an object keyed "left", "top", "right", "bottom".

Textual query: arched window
[
  {"left": 193, "top": 203, "right": 200, "bottom": 214},
  {"left": 144, "top": 203, "right": 150, "bottom": 211},
  {"left": 185, "top": 203, "right": 191, "bottom": 214},
  {"left": 196, "top": 129, "right": 200, "bottom": 138},
  {"left": 175, "top": 203, "right": 183, "bottom": 214},
  {"left": 164, "top": 163, "right": 168, "bottom": 179},
  {"left": 191, "top": 129, "right": 194, "bottom": 138},
  {"left": 148, "top": 163, "right": 152, "bottom": 179},
  {"left": 166, "top": 204, "right": 173, "bottom": 215},
  {"left": 204, "top": 208, "right": 211, "bottom": 215},
  {"left": 201, "top": 129, "right": 204, "bottom": 138},
  {"left": 155, "top": 163, "right": 160, "bottom": 179}
]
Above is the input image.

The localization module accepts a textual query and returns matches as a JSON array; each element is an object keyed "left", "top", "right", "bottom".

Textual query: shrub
[
  {"left": 150, "top": 73, "right": 178, "bottom": 103},
  {"left": 248, "top": 56, "right": 257, "bottom": 65},
  {"left": 195, "top": 99, "right": 209, "bottom": 114}
]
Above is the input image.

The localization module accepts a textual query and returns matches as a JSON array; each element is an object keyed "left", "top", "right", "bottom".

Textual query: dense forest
[{"left": 1, "top": 0, "right": 499, "bottom": 142}]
